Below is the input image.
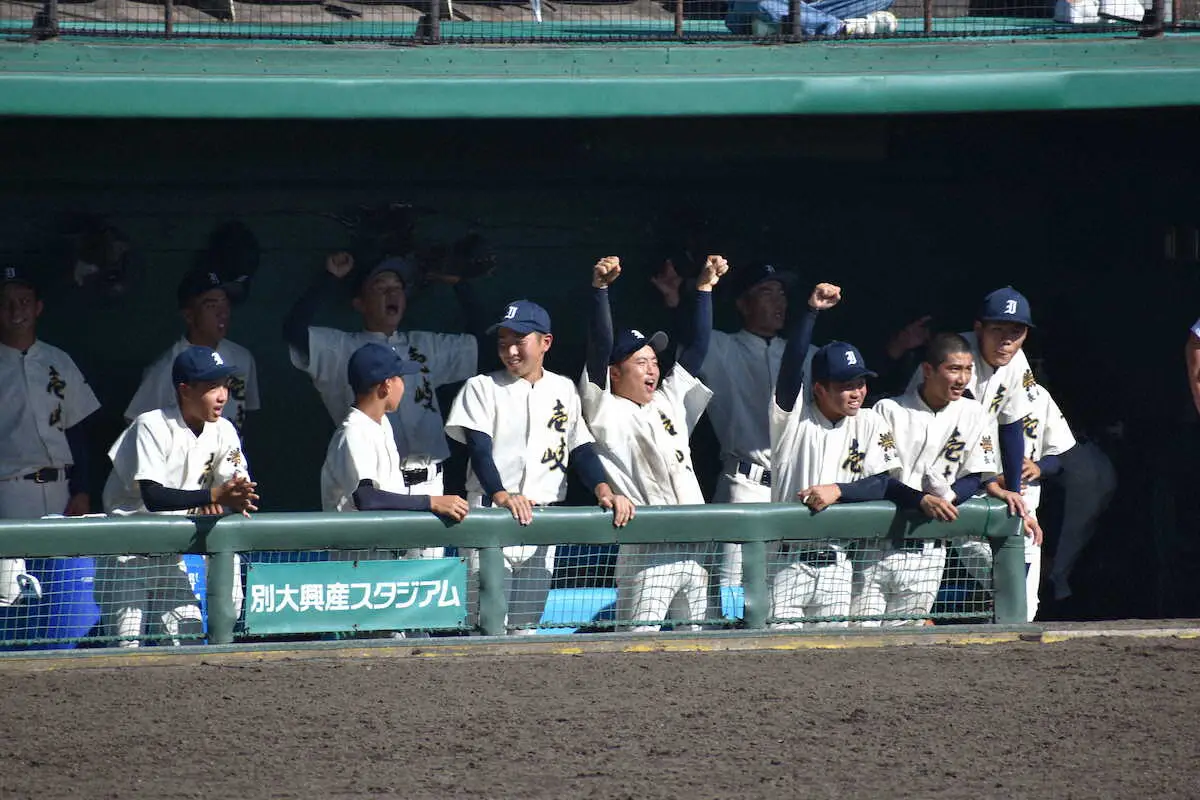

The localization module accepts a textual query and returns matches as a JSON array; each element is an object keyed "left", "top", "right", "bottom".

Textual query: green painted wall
[{"left": 3, "top": 109, "right": 1198, "bottom": 616}]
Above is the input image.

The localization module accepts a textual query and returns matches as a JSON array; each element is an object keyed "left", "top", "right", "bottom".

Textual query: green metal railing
[{"left": 0, "top": 498, "right": 1026, "bottom": 645}]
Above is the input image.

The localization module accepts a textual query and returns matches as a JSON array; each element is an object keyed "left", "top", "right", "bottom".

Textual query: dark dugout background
[{"left": 4, "top": 109, "right": 1197, "bottom": 620}]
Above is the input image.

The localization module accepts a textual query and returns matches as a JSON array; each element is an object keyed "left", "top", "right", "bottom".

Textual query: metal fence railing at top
[
  {"left": 1, "top": 0, "right": 1183, "bottom": 44},
  {"left": 0, "top": 499, "right": 1028, "bottom": 651}
]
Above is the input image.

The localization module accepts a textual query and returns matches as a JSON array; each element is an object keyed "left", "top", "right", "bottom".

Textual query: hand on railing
[
  {"left": 430, "top": 495, "right": 469, "bottom": 522},
  {"left": 918, "top": 494, "right": 958, "bottom": 522},
  {"left": 596, "top": 485, "right": 635, "bottom": 528},
  {"left": 214, "top": 476, "right": 259, "bottom": 517},
  {"left": 798, "top": 484, "right": 841, "bottom": 513},
  {"left": 492, "top": 491, "right": 534, "bottom": 526}
]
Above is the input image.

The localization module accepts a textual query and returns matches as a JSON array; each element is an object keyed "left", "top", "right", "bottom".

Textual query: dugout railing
[{"left": 0, "top": 498, "right": 1026, "bottom": 648}]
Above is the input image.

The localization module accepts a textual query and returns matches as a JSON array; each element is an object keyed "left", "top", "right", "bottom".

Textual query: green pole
[
  {"left": 206, "top": 550, "right": 237, "bottom": 645},
  {"left": 477, "top": 546, "right": 508, "bottom": 636},
  {"left": 741, "top": 540, "right": 769, "bottom": 629},
  {"left": 990, "top": 515, "right": 1027, "bottom": 624}
]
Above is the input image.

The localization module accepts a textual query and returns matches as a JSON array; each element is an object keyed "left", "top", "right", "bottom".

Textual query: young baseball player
[
  {"left": 863, "top": 333, "right": 1003, "bottom": 626},
  {"left": 284, "top": 252, "right": 482, "bottom": 534},
  {"left": 0, "top": 265, "right": 101, "bottom": 606},
  {"left": 769, "top": 283, "right": 901, "bottom": 628},
  {"left": 101, "top": 345, "right": 259, "bottom": 647},
  {"left": 445, "top": 299, "right": 634, "bottom": 634},
  {"left": 125, "top": 268, "right": 260, "bottom": 432},
  {"left": 322, "top": 342, "right": 469, "bottom": 525},
  {"left": 1011, "top": 384, "right": 1076, "bottom": 621},
  {"left": 581, "top": 255, "right": 723, "bottom": 632}
]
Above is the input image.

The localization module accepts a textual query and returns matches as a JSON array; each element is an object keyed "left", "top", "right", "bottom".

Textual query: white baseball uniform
[
  {"left": 698, "top": 330, "right": 816, "bottom": 590},
  {"left": 769, "top": 393, "right": 900, "bottom": 628},
  {"left": 1015, "top": 386, "right": 1076, "bottom": 621},
  {"left": 0, "top": 339, "right": 100, "bottom": 605},
  {"left": 864, "top": 387, "right": 998, "bottom": 626},
  {"left": 320, "top": 406, "right": 442, "bottom": 559},
  {"left": 125, "top": 337, "right": 260, "bottom": 431},
  {"left": 446, "top": 368, "right": 594, "bottom": 633},
  {"left": 101, "top": 407, "right": 249, "bottom": 647},
  {"left": 580, "top": 364, "right": 713, "bottom": 632},
  {"left": 906, "top": 332, "right": 1037, "bottom": 428},
  {"left": 291, "top": 328, "right": 476, "bottom": 494}
]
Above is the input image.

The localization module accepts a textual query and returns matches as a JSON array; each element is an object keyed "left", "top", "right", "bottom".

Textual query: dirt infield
[{"left": 1, "top": 637, "right": 1198, "bottom": 799}]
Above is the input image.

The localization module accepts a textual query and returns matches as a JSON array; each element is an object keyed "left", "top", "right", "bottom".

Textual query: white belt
[{"left": 725, "top": 458, "right": 771, "bottom": 487}]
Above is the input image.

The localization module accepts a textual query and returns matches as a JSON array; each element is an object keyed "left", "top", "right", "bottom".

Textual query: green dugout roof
[{"left": 0, "top": 35, "right": 1197, "bottom": 118}]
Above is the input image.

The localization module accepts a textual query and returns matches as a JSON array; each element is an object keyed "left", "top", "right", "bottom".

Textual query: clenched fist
[
  {"left": 808, "top": 282, "right": 842, "bottom": 312},
  {"left": 696, "top": 255, "right": 729, "bottom": 292},
  {"left": 592, "top": 256, "right": 622, "bottom": 289},
  {"left": 326, "top": 251, "right": 354, "bottom": 279}
]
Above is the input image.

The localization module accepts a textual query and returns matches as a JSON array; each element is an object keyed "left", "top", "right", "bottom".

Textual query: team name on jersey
[
  {"left": 942, "top": 427, "right": 966, "bottom": 463},
  {"left": 407, "top": 346, "right": 436, "bottom": 412},
  {"left": 842, "top": 438, "right": 866, "bottom": 475},
  {"left": 1021, "top": 414, "right": 1039, "bottom": 441},
  {"left": 658, "top": 410, "right": 678, "bottom": 436},
  {"left": 542, "top": 399, "right": 570, "bottom": 472},
  {"left": 989, "top": 385, "right": 1006, "bottom": 415},
  {"left": 547, "top": 400, "right": 568, "bottom": 432},
  {"left": 1021, "top": 368, "right": 1037, "bottom": 399},
  {"left": 47, "top": 366, "right": 66, "bottom": 430}
]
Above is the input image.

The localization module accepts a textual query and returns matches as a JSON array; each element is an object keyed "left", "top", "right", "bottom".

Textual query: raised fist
[
  {"left": 696, "top": 255, "right": 729, "bottom": 292},
  {"left": 808, "top": 282, "right": 842, "bottom": 311},
  {"left": 592, "top": 256, "right": 622, "bottom": 289},
  {"left": 326, "top": 251, "right": 354, "bottom": 279}
]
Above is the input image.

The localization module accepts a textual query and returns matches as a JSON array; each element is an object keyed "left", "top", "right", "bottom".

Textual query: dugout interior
[{"left": 4, "top": 110, "right": 1197, "bottom": 621}]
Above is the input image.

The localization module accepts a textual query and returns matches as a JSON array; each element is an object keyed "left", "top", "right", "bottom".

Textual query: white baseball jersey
[
  {"left": 874, "top": 387, "right": 998, "bottom": 492},
  {"left": 291, "top": 327, "right": 477, "bottom": 468},
  {"left": 699, "top": 330, "right": 815, "bottom": 468},
  {"left": 579, "top": 364, "right": 712, "bottom": 506},
  {"left": 906, "top": 332, "right": 1036, "bottom": 426},
  {"left": 1019, "top": 385, "right": 1076, "bottom": 513},
  {"left": 321, "top": 407, "right": 412, "bottom": 512},
  {"left": 769, "top": 398, "right": 900, "bottom": 505},
  {"left": 0, "top": 340, "right": 100, "bottom": 480},
  {"left": 125, "top": 337, "right": 260, "bottom": 430},
  {"left": 103, "top": 407, "right": 249, "bottom": 515},
  {"left": 445, "top": 369, "right": 594, "bottom": 505}
]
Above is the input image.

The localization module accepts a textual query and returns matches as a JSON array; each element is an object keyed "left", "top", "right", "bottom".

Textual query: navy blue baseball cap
[
  {"left": 610, "top": 328, "right": 669, "bottom": 365},
  {"left": 359, "top": 256, "right": 422, "bottom": 296},
  {"left": 486, "top": 299, "right": 552, "bottom": 336},
  {"left": 977, "top": 287, "right": 1035, "bottom": 328},
  {"left": 347, "top": 343, "right": 422, "bottom": 395},
  {"left": 177, "top": 268, "right": 235, "bottom": 309},
  {"left": 172, "top": 346, "right": 239, "bottom": 385},
  {"left": 1, "top": 265, "right": 36, "bottom": 293},
  {"left": 811, "top": 341, "right": 877, "bottom": 383},
  {"left": 725, "top": 261, "right": 797, "bottom": 298}
]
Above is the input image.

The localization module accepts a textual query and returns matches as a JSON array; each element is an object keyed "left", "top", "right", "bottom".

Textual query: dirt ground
[{"left": 1, "top": 637, "right": 1198, "bottom": 799}]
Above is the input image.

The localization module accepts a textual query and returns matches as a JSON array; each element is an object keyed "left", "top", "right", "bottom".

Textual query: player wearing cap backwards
[
  {"left": 445, "top": 300, "right": 634, "bottom": 634},
  {"left": 125, "top": 268, "right": 260, "bottom": 432},
  {"left": 864, "top": 333, "right": 1013, "bottom": 626},
  {"left": 0, "top": 265, "right": 101, "bottom": 607},
  {"left": 284, "top": 252, "right": 483, "bottom": 554},
  {"left": 101, "top": 346, "right": 259, "bottom": 647},
  {"left": 322, "top": 342, "right": 469, "bottom": 525},
  {"left": 769, "top": 282, "right": 901, "bottom": 628},
  {"left": 581, "top": 255, "right": 725, "bottom": 632}
]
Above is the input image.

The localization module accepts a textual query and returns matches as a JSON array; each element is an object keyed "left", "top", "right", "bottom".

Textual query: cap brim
[
  {"left": 486, "top": 321, "right": 547, "bottom": 335},
  {"left": 647, "top": 331, "right": 670, "bottom": 353},
  {"left": 396, "top": 360, "right": 423, "bottom": 377},
  {"left": 978, "top": 315, "right": 1035, "bottom": 329},
  {"left": 365, "top": 258, "right": 421, "bottom": 294},
  {"left": 181, "top": 364, "right": 239, "bottom": 383},
  {"left": 737, "top": 271, "right": 798, "bottom": 296}
]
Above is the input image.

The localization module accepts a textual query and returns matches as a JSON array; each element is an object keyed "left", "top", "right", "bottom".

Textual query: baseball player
[
  {"left": 322, "top": 342, "right": 469, "bottom": 525},
  {"left": 581, "top": 255, "right": 724, "bottom": 632},
  {"left": 864, "top": 333, "right": 1003, "bottom": 626},
  {"left": 101, "top": 346, "right": 259, "bottom": 647},
  {"left": 1009, "top": 384, "right": 1076, "bottom": 621},
  {"left": 652, "top": 260, "right": 813, "bottom": 598},
  {"left": 445, "top": 299, "right": 634, "bottom": 634},
  {"left": 284, "top": 252, "right": 481, "bottom": 548},
  {"left": 769, "top": 283, "right": 901, "bottom": 628},
  {"left": 125, "top": 268, "right": 260, "bottom": 432},
  {"left": 0, "top": 265, "right": 101, "bottom": 606}
]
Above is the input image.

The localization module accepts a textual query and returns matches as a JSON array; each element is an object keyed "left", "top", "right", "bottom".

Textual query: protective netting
[{"left": 0, "top": 0, "right": 1172, "bottom": 43}]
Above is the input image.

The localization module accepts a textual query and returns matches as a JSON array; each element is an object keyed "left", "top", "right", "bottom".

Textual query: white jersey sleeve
[
  {"left": 993, "top": 348, "right": 1037, "bottom": 426},
  {"left": 659, "top": 364, "right": 713, "bottom": 437},
  {"left": 57, "top": 351, "right": 100, "bottom": 431},
  {"left": 409, "top": 331, "right": 477, "bottom": 389},
  {"left": 444, "top": 375, "right": 495, "bottom": 443}
]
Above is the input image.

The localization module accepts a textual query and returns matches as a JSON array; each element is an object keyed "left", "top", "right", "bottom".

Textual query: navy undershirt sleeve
[
  {"left": 64, "top": 422, "right": 89, "bottom": 496},
  {"left": 1035, "top": 454, "right": 1063, "bottom": 478},
  {"left": 282, "top": 271, "right": 340, "bottom": 357},
  {"left": 949, "top": 474, "right": 983, "bottom": 504},
  {"left": 775, "top": 308, "right": 819, "bottom": 412},
  {"left": 676, "top": 290, "right": 712, "bottom": 376},
  {"left": 463, "top": 429, "right": 506, "bottom": 499},
  {"left": 885, "top": 478, "right": 925, "bottom": 510},
  {"left": 834, "top": 473, "right": 890, "bottom": 503},
  {"left": 139, "top": 481, "right": 213, "bottom": 513},
  {"left": 352, "top": 481, "right": 432, "bottom": 512},
  {"left": 586, "top": 287, "right": 614, "bottom": 389},
  {"left": 999, "top": 422, "right": 1024, "bottom": 494},
  {"left": 570, "top": 442, "right": 609, "bottom": 493}
]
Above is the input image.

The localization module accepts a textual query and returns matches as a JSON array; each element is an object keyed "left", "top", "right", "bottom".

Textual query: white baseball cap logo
[
  {"left": 845, "top": 350, "right": 858, "bottom": 366},
  {"left": 765, "top": 264, "right": 776, "bottom": 274},
  {"left": 208, "top": 272, "right": 220, "bottom": 284},
  {"left": 212, "top": 352, "right": 224, "bottom": 366},
  {"left": 1004, "top": 299, "right": 1018, "bottom": 315},
  {"left": 504, "top": 304, "right": 518, "bottom": 320},
  {"left": 631, "top": 329, "right": 645, "bottom": 340}
]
